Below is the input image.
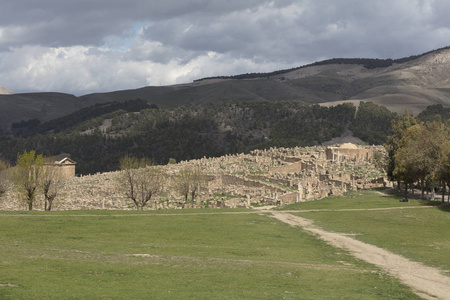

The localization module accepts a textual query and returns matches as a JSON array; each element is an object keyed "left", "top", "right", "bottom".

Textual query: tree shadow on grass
[
  {"left": 373, "top": 187, "right": 449, "bottom": 210},
  {"left": 436, "top": 203, "right": 450, "bottom": 212}
]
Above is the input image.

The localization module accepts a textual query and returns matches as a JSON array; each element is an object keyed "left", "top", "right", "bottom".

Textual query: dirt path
[{"left": 271, "top": 212, "right": 450, "bottom": 300}]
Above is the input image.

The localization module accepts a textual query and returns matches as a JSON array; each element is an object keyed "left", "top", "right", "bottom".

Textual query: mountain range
[{"left": 1, "top": 46, "right": 450, "bottom": 135}]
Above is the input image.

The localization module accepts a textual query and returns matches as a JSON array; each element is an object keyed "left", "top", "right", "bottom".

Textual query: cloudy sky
[{"left": 1, "top": 0, "right": 449, "bottom": 95}]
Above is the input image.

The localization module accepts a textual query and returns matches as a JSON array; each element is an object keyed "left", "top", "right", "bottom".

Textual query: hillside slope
[
  {"left": 0, "top": 93, "right": 95, "bottom": 134},
  {"left": 81, "top": 47, "right": 450, "bottom": 114},
  {"left": 2, "top": 47, "right": 450, "bottom": 134}
]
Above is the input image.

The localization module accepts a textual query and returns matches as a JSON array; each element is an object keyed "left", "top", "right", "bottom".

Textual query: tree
[
  {"left": 436, "top": 121, "right": 450, "bottom": 202},
  {"left": 439, "top": 141, "right": 450, "bottom": 202},
  {"left": 119, "top": 155, "right": 163, "bottom": 210},
  {"left": 393, "top": 127, "right": 420, "bottom": 195},
  {"left": 385, "top": 111, "right": 416, "bottom": 189},
  {"left": 394, "top": 123, "right": 434, "bottom": 197},
  {"left": 175, "top": 166, "right": 204, "bottom": 204},
  {"left": 350, "top": 101, "right": 399, "bottom": 145},
  {"left": 13, "top": 150, "right": 44, "bottom": 210},
  {"left": 393, "top": 118, "right": 449, "bottom": 199},
  {"left": 0, "top": 159, "right": 10, "bottom": 199},
  {"left": 189, "top": 166, "right": 203, "bottom": 204},
  {"left": 422, "top": 118, "right": 448, "bottom": 200},
  {"left": 176, "top": 168, "right": 191, "bottom": 204},
  {"left": 41, "top": 165, "right": 62, "bottom": 211}
]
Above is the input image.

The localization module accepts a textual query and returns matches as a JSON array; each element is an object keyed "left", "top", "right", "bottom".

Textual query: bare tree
[
  {"left": 176, "top": 168, "right": 191, "bottom": 204},
  {"left": 119, "top": 155, "right": 163, "bottom": 210},
  {"left": 189, "top": 166, "right": 203, "bottom": 203},
  {"left": 175, "top": 166, "right": 204, "bottom": 204},
  {"left": 13, "top": 150, "right": 44, "bottom": 210},
  {"left": 41, "top": 165, "right": 62, "bottom": 211}
]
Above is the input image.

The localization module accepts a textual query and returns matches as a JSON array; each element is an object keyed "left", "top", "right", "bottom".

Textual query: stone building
[
  {"left": 325, "top": 143, "right": 374, "bottom": 162},
  {"left": 46, "top": 157, "right": 77, "bottom": 178}
]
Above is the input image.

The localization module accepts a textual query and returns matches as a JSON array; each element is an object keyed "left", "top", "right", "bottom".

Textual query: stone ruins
[{"left": 0, "top": 143, "right": 388, "bottom": 211}]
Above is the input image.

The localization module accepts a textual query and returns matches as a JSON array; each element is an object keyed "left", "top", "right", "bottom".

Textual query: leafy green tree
[
  {"left": 119, "top": 155, "right": 163, "bottom": 210},
  {"left": 393, "top": 119, "right": 448, "bottom": 198},
  {"left": 385, "top": 111, "right": 416, "bottom": 188},
  {"left": 395, "top": 123, "right": 437, "bottom": 197},
  {"left": 438, "top": 141, "right": 450, "bottom": 202},
  {"left": 393, "top": 124, "right": 422, "bottom": 194},
  {"left": 13, "top": 150, "right": 44, "bottom": 210},
  {"left": 422, "top": 118, "right": 448, "bottom": 199},
  {"left": 436, "top": 121, "right": 450, "bottom": 202}
]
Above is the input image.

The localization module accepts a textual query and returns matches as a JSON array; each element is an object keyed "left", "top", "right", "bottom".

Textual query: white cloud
[
  {"left": 1, "top": 0, "right": 450, "bottom": 95},
  {"left": 0, "top": 44, "right": 289, "bottom": 95}
]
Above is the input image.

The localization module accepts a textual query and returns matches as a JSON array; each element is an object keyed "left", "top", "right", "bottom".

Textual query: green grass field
[{"left": 1, "top": 189, "right": 447, "bottom": 299}]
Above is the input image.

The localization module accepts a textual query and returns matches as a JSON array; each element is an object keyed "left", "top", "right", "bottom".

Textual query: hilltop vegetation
[
  {"left": 195, "top": 46, "right": 450, "bottom": 82},
  {"left": 416, "top": 104, "right": 450, "bottom": 123},
  {"left": 350, "top": 101, "right": 399, "bottom": 145}
]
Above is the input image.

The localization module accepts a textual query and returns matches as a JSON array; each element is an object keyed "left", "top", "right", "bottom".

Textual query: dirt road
[{"left": 271, "top": 212, "right": 450, "bottom": 300}]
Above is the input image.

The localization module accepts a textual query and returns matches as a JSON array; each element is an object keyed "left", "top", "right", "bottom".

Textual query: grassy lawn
[
  {"left": 0, "top": 210, "right": 420, "bottom": 299},
  {"left": 279, "top": 188, "right": 439, "bottom": 210},
  {"left": 284, "top": 189, "right": 450, "bottom": 272},
  {"left": 0, "top": 208, "right": 251, "bottom": 216}
]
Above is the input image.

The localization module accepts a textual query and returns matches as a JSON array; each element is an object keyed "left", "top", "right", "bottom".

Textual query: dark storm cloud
[
  {"left": 1, "top": 0, "right": 447, "bottom": 58},
  {"left": 0, "top": 0, "right": 265, "bottom": 47},
  {"left": 138, "top": 0, "right": 450, "bottom": 64}
]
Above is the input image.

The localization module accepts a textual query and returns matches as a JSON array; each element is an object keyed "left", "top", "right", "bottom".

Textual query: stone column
[{"left": 297, "top": 183, "right": 303, "bottom": 202}]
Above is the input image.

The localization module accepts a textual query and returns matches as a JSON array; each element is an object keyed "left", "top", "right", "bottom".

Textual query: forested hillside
[
  {"left": 0, "top": 101, "right": 354, "bottom": 174},
  {"left": 1, "top": 100, "right": 444, "bottom": 175}
]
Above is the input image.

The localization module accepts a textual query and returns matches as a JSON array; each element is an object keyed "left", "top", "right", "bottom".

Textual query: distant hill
[
  {"left": 81, "top": 46, "right": 450, "bottom": 115},
  {"left": 0, "top": 93, "right": 98, "bottom": 135},
  {"left": 0, "top": 85, "right": 14, "bottom": 95},
  {"left": 2, "top": 46, "right": 450, "bottom": 134}
]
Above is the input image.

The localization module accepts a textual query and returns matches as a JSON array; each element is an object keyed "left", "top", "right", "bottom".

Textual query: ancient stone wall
[
  {"left": 0, "top": 144, "right": 387, "bottom": 211},
  {"left": 269, "top": 161, "right": 303, "bottom": 175}
]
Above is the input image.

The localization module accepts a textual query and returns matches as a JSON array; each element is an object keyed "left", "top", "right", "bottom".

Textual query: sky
[{"left": 1, "top": 0, "right": 450, "bottom": 96}]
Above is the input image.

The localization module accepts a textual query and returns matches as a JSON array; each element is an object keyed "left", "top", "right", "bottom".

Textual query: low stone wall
[
  {"left": 269, "top": 161, "right": 303, "bottom": 175},
  {"left": 280, "top": 192, "right": 298, "bottom": 203},
  {"left": 220, "top": 174, "right": 285, "bottom": 193}
]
